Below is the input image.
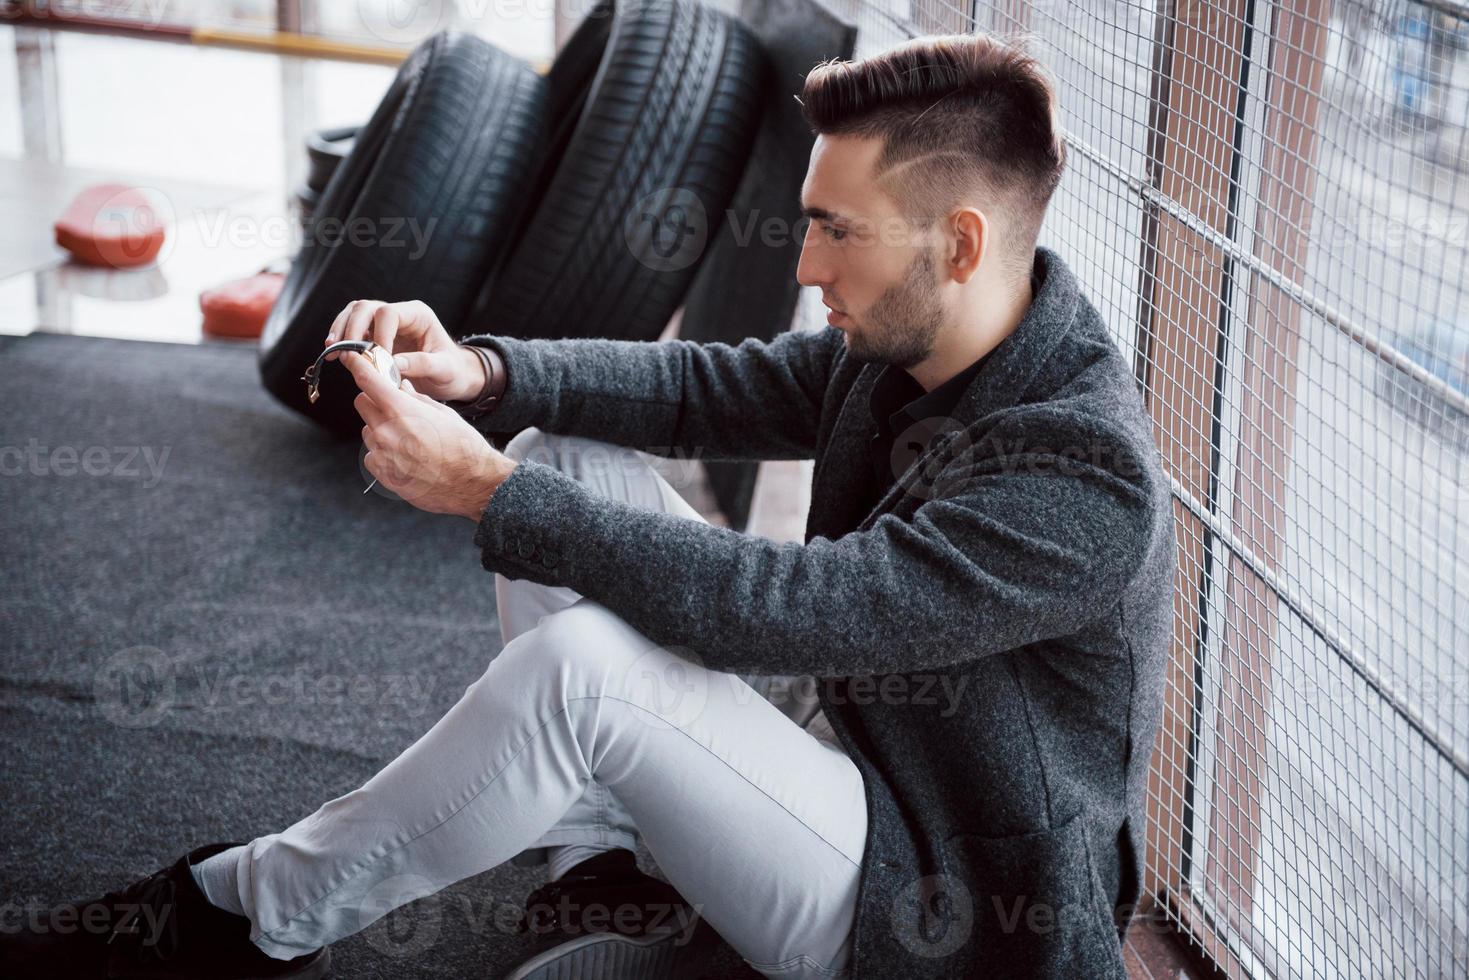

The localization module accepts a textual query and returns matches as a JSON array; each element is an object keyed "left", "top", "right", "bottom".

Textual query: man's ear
[{"left": 947, "top": 206, "right": 988, "bottom": 285}]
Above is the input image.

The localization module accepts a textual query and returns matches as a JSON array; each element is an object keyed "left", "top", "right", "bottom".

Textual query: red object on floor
[
  {"left": 200, "top": 271, "right": 287, "bottom": 339},
  {"left": 53, "top": 183, "right": 169, "bottom": 268}
]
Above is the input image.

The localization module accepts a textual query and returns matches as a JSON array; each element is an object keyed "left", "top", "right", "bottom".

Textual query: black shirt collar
[{"left": 869, "top": 352, "right": 985, "bottom": 438}]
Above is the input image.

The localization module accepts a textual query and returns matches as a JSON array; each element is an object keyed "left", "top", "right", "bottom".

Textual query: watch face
[{"left": 365, "top": 344, "right": 402, "bottom": 386}]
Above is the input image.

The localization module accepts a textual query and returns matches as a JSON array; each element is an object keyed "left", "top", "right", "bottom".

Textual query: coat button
[
  {"left": 541, "top": 551, "right": 558, "bottom": 569},
  {"left": 517, "top": 540, "right": 535, "bottom": 558}
]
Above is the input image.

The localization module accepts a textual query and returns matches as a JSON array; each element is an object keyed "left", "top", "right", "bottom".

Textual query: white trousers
[{"left": 230, "top": 428, "right": 868, "bottom": 979}]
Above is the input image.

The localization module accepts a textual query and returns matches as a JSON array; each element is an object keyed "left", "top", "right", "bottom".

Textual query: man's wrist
[
  {"left": 448, "top": 341, "right": 507, "bottom": 416},
  {"left": 454, "top": 344, "right": 488, "bottom": 402},
  {"left": 463, "top": 454, "right": 516, "bottom": 523}
]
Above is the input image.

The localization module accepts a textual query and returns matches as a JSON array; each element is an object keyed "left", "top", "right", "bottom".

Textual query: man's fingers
[
  {"left": 391, "top": 351, "right": 434, "bottom": 379},
  {"left": 362, "top": 449, "right": 382, "bottom": 486},
  {"left": 343, "top": 301, "right": 381, "bottom": 345},
  {"left": 325, "top": 303, "right": 354, "bottom": 348},
  {"left": 325, "top": 300, "right": 379, "bottom": 360},
  {"left": 354, "top": 391, "right": 387, "bottom": 428},
  {"left": 393, "top": 352, "right": 460, "bottom": 394},
  {"left": 393, "top": 301, "right": 437, "bottom": 347},
  {"left": 371, "top": 305, "right": 402, "bottom": 354},
  {"left": 327, "top": 300, "right": 443, "bottom": 362},
  {"left": 343, "top": 351, "right": 413, "bottom": 416}
]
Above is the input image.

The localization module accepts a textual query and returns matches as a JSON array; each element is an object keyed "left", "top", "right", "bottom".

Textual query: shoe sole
[{"left": 502, "top": 926, "right": 712, "bottom": 980}]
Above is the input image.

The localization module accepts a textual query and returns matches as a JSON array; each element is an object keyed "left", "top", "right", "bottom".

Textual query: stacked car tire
[
  {"left": 260, "top": 0, "right": 768, "bottom": 435},
  {"left": 294, "top": 125, "right": 358, "bottom": 225}
]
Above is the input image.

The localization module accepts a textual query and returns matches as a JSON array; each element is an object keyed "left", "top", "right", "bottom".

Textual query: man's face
[{"left": 795, "top": 134, "right": 947, "bottom": 369}]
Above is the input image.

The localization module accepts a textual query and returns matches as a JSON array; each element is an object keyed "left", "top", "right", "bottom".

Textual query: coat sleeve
[
  {"left": 458, "top": 326, "right": 844, "bottom": 462},
  {"left": 473, "top": 413, "right": 1162, "bottom": 677}
]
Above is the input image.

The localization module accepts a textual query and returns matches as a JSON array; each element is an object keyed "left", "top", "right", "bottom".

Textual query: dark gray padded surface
[
  {"left": 0, "top": 332, "right": 759, "bottom": 978},
  {"left": 678, "top": 0, "right": 856, "bottom": 529}
]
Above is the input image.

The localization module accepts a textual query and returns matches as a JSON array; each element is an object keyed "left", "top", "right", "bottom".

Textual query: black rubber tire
[
  {"left": 259, "top": 32, "right": 548, "bottom": 435},
  {"left": 304, "top": 125, "right": 359, "bottom": 194},
  {"left": 465, "top": 0, "right": 768, "bottom": 342},
  {"left": 293, "top": 181, "right": 319, "bottom": 226}
]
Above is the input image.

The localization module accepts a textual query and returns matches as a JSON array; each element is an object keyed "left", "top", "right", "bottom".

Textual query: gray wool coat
[{"left": 461, "top": 246, "right": 1177, "bottom": 978}]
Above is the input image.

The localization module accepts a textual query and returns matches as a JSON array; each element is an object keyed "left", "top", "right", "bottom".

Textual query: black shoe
[
  {"left": 504, "top": 849, "right": 719, "bottom": 980},
  {"left": 0, "top": 842, "right": 331, "bottom": 979}
]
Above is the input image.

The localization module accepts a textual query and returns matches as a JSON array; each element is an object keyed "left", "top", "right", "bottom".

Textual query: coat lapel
[
  {"left": 946, "top": 246, "right": 1081, "bottom": 426},
  {"left": 805, "top": 247, "right": 1083, "bottom": 539},
  {"left": 805, "top": 359, "right": 884, "bottom": 541}
]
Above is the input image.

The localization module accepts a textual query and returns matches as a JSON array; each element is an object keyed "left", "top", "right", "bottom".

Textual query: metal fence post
[{"left": 1133, "top": 2, "right": 1254, "bottom": 971}]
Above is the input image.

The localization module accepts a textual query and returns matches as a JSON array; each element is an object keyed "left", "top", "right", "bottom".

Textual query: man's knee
[
  {"left": 503, "top": 426, "right": 554, "bottom": 466},
  {"left": 501, "top": 428, "right": 652, "bottom": 497},
  {"left": 504, "top": 427, "right": 615, "bottom": 468},
  {"left": 499, "top": 601, "right": 708, "bottom": 726},
  {"left": 495, "top": 600, "right": 644, "bottom": 685}
]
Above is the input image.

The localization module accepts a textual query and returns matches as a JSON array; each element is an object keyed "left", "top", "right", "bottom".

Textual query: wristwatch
[
  {"left": 446, "top": 340, "right": 507, "bottom": 419},
  {"left": 303, "top": 340, "right": 401, "bottom": 404}
]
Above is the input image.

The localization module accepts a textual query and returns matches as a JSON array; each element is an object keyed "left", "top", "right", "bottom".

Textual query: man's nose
[{"left": 795, "top": 233, "right": 829, "bottom": 290}]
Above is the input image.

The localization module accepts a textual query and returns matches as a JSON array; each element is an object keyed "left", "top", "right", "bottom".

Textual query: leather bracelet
[{"left": 447, "top": 341, "right": 507, "bottom": 418}]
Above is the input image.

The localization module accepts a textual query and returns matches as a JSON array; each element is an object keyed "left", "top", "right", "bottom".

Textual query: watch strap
[{"left": 447, "top": 341, "right": 507, "bottom": 418}]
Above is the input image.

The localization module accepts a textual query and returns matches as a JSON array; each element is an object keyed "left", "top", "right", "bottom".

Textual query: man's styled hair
[{"left": 798, "top": 33, "right": 1067, "bottom": 281}]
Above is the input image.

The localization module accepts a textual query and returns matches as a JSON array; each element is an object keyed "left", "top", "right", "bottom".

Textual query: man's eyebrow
[{"left": 800, "top": 203, "right": 850, "bottom": 223}]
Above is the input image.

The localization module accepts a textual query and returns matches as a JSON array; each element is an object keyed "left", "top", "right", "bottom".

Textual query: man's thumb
[{"left": 392, "top": 351, "right": 436, "bottom": 378}]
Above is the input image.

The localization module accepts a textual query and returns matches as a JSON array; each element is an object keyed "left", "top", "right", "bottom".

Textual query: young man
[{"left": 2, "top": 31, "right": 1176, "bottom": 980}]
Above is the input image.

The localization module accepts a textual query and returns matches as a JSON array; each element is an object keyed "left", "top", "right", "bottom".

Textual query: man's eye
[{"left": 824, "top": 225, "right": 847, "bottom": 242}]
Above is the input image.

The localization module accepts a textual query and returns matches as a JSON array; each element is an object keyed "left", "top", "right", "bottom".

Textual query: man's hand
[
  {"left": 325, "top": 299, "right": 485, "bottom": 403},
  {"left": 343, "top": 351, "right": 515, "bottom": 521}
]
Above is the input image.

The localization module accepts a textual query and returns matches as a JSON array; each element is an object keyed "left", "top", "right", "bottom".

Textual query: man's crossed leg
[{"left": 2, "top": 428, "right": 867, "bottom": 980}]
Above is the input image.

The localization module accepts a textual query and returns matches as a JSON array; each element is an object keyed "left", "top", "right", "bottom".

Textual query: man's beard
[{"left": 842, "top": 246, "right": 945, "bottom": 369}]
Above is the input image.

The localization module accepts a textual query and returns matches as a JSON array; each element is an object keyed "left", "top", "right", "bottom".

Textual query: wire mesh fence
[{"left": 819, "top": 0, "right": 1468, "bottom": 975}]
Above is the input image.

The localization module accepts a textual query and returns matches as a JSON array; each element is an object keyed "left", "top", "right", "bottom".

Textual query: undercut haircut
[{"left": 798, "top": 33, "right": 1067, "bottom": 282}]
